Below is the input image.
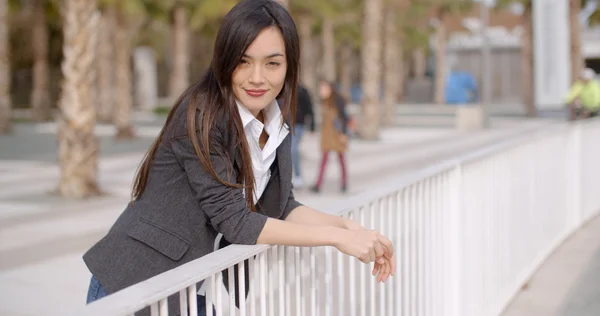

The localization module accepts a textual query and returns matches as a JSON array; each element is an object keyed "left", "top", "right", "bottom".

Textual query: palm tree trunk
[
  {"left": 340, "top": 41, "right": 353, "bottom": 101},
  {"left": 31, "top": 0, "right": 51, "bottom": 122},
  {"left": 413, "top": 48, "right": 427, "bottom": 80},
  {"left": 434, "top": 21, "right": 447, "bottom": 105},
  {"left": 0, "top": 0, "right": 11, "bottom": 134},
  {"left": 168, "top": 5, "right": 189, "bottom": 103},
  {"left": 298, "top": 14, "right": 316, "bottom": 100},
  {"left": 96, "top": 6, "right": 115, "bottom": 123},
  {"left": 570, "top": 0, "right": 583, "bottom": 83},
  {"left": 322, "top": 19, "right": 336, "bottom": 82},
  {"left": 359, "top": 0, "right": 383, "bottom": 140},
  {"left": 383, "top": 9, "right": 401, "bottom": 126},
  {"left": 114, "top": 11, "right": 134, "bottom": 139},
  {"left": 57, "top": 0, "right": 100, "bottom": 198},
  {"left": 521, "top": 2, "right": 535, "bottom": 117}
]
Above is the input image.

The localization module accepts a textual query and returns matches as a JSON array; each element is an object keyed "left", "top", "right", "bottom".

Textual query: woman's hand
[
  {"left": 334, "top": 229, "right": 394, "bottom": 264},
  {"left": 373, "top": 252, "right": 396, "bottom": 283},
  {"left": 342, "top": 219, "right": 396, "bottom": 283}
]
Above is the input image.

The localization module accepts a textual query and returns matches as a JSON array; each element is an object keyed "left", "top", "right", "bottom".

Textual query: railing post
[{"left": 448, "top": 164, "right": 464, "bottom": 316}]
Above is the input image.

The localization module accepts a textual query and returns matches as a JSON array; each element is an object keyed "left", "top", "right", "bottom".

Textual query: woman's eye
[
  {"left": 267, "top": 61, "right": 281, "bottom": 67},
  {"left": 240, "top": 59, "right": 250, "bottom": 65}
]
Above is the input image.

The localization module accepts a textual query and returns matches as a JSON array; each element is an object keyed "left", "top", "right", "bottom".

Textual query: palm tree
[
  {"left": 56, "top": 0, "right": 100, "bottom": 198},
  {"left": 105, "top": 0, "right": 145, "bottom": 139},
  {"left": 520, "top": 1, "right": 535, "bottom": 117},
  {"left": 113, "top": 7, "right": 136, "bottom": 139},
  {"left": 0, "top": 0, "right": 10, "bottom": 134},
  {"left": 157, "top": 0, "right": 237, "bottom": 104},
  {"left": 359, "top": 0, "right": 383, "bottom": 140},
  {"left": 167, "top": 2, "right": 189, "bottom": 103},
  {"left": 570, "top": 0, "right": 583, "bottom": 83},
  {"left": 31, "top": 0, "right": 52, "bottom": 121},
  {"left": 382, "top": 0, "right": 406, "bottom": 126},
  {"left": 96, "top": 4, "right": 116, "bottom": 123}
]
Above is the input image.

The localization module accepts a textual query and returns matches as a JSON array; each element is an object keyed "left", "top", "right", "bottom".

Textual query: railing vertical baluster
[
  {"left": 179, "top": 289, "right": 188, "bottom": 316},
  {"left": 215, "top": 272, "right": 223, "bottom": 316},
  {"left": 295, "top": 247, "right": 301, "bottom": 316},
  {"left": 269, "top": 247, "right": 275, "bottom": 316},
  {"left": 228, "top": 267, "right": 235, "bottom": 316},
  {"left": 159, "top": 298, "right": 168, "bottom": 316},
  {"left": 189, "top": 284, "right": 198, "bottom": 316},
  {"left": 419, "top": 181, "right": 426, "bottom": 316},
  {"left": 349, "top": 211, "right": 357, "bottom": 316},
  {"left": 325, "top": 246, "right": 333, "bottom": 316},
  {"left": 379, "top": 198, "right": 386, "bottom": 315},
  {"left": 387, "top": 195, "right": 394, "bottom": 315},
  {"left": 301, "top": 248, "right": 307, "bottom": 316},
  {"left": 150, "top": 302, "right": 159, "bottom": 316},
  {"left": 425, "top": 180, "right": 431, "bottom": 316},
  {"left": 359, "top": 207, "right": 367, "bottom": 316},
  {"left": 238, "top": 260, "right": 246, "bottom": 316},
  {"left": 259, "top": 252, "right": 267, "bottom": 316},
  {"left": 396, "top": 191, "right": 403, "bottom": 316},
  {"left": 310, "top": 247, "right": 317, "bottom": 316},
  {"left": 249, "top": 256, "right": 256, "bottom": 316},
  {"left": 278, "top": 246, "right": 285, "bottom": 316},
  {"left": 285, "top": 247, "right": 292, "bottom": 316},
  {"left": 403, "top": 188, "right": 410, "bottom": 316},
  {"left": 337, "top": 245, "right": 344, "bottom": 316},
  {"left": 411, "top": 185, "right": 418, "bottom": 316},
  {"left": 370, "top": 202, "right": 376, "bottom": 316}
]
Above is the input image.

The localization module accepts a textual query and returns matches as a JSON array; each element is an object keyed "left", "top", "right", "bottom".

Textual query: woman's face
[
  {"left": 232, "top": 26, "right": 287, "bottom": 117},
  {"left": 319, "top": 82, "right": 332, "bottom": 100}
]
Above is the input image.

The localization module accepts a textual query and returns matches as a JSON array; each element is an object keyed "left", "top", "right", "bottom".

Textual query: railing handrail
[{"left": 71, "top": 119, "right": 576, "bottom": 315}]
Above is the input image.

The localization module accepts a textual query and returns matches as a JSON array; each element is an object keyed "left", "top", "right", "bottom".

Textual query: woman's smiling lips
[{"left": 245, "top": 89, "right": 268, "bottom": 97}]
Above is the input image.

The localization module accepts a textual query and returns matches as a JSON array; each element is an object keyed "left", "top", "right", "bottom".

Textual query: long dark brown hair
[{"left": 132, "top": 0, "right": 300, "bottom": 210}]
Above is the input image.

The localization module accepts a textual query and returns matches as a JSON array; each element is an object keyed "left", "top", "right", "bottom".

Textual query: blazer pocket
[{"left": 128, "top": 218, "right": 190, "bottom": 261}]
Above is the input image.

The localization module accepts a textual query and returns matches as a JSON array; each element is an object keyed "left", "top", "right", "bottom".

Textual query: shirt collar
[{"left": 235, "top": 99, "right": 283, "bottom": 134}]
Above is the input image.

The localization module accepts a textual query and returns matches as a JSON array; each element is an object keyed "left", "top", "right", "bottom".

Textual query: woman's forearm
[
  {"left": 284, "top": 205, "right": 349, "bottom": 228},
  {"left": 256, "top": 217, "right": 346, "bottom": 247}
]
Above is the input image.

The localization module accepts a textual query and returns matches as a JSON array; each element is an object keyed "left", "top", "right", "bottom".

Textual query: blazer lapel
[{"left": 276, "top": 134, "right": 292, "bottom": 211}]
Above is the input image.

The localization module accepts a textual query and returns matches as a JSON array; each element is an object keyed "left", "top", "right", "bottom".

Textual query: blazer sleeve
[
  {"left": 169, "top": 128, "right": 268, "bottom": 245},
  {"left": 282, "top": 186, "right": 303, "bottom": 220}
]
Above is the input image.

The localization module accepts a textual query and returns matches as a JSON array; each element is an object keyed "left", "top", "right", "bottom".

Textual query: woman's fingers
[
  {"left": 374, "top": 241, "right": 386, "bottom": 258},
  {"left": 385, "top": 253, "right": 396, "bottom": 276},
  {"left": 376, "top": 234, "right": 394, "bottom": 257}
]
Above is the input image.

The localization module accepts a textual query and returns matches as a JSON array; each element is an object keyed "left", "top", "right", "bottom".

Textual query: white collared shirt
[{"left": 236, "top": 99, "right": 289, "bottom": 204}]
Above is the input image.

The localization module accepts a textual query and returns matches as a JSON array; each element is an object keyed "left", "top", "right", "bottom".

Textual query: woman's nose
[{"left": 249, "top": 65, "right": 265, "bottom": 84}]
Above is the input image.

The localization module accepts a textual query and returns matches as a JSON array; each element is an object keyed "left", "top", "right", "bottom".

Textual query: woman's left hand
[
  {"left": 344, "top": 219, "right": 396, "bottom": 282},
  {"left": 373, "top": 252, "right": 395, "bottom": 283}
]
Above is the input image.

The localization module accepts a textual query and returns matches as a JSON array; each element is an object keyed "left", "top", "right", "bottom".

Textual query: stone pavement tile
[
  {"left": 502, "top": 216, "right": 600, "bottom": 316},
  {"left": 0, "top": 253, "right": 90, "bottom": 316}
]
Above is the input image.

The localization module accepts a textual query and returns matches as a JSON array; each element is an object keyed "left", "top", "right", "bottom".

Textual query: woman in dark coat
[{"left": 83, "top": 1, "right": 395, "bottom": 315}]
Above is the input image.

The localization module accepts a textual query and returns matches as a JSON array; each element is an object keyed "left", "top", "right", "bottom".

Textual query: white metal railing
[{"left": 71, "top": 119, "right": 600, "bottom": 316}]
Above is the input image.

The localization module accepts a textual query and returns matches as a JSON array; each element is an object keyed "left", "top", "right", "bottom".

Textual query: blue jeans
[
  {"left": 291, "top": 124, "right": 305, "bottom": 178},
  {"left": 87, "top": 275, "right": 211, "bottom": 316}
]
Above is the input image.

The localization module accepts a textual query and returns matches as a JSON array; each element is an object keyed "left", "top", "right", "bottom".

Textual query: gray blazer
[{"left": 83, "top": 101, "right": 301, "bottom": 313}]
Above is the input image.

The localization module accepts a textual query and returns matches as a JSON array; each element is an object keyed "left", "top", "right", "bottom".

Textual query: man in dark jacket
[{"left": 290, "top": 84, "right": 315, "bottom": 189}]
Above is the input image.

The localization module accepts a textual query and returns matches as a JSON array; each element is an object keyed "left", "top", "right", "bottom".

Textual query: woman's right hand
[{"left": 334, "top": 229, "right": 394, "bottom": 264}]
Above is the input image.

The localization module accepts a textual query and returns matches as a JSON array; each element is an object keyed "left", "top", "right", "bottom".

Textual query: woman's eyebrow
[{"left": 242, "top": 52, "right": 285, "bottom": 59}]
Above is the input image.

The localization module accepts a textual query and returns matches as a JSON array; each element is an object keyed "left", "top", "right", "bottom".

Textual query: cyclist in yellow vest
[{"left": 566, "top": 68, "right": 600, "bottom": 120}]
